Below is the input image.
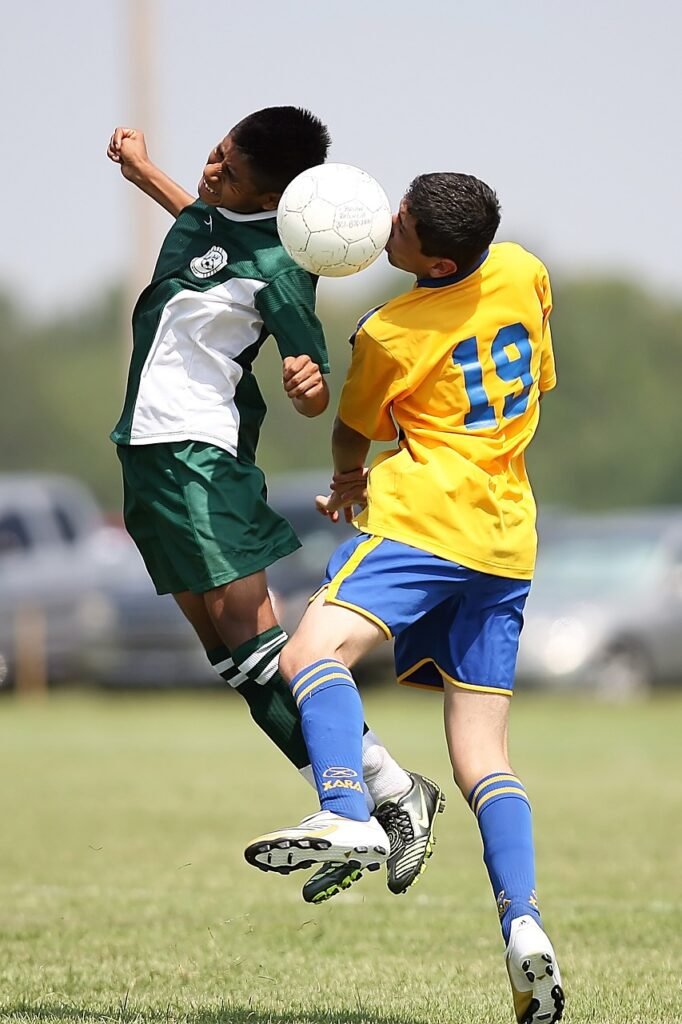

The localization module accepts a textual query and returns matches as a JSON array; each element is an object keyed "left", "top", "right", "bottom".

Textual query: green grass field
[{"left": 1, "top": 687, "right": 681, "bottom": 1024}]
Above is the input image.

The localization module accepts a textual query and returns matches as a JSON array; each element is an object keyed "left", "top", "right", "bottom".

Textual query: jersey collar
[
  {"left": 214, "top": 207, "right": 278, "bottom": 222},
  {"left": 416, "top": 248, "right": 489, "bottom": 288}
]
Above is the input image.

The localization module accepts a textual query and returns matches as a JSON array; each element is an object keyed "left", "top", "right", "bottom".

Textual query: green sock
[{"left": 208, "top": 628, "right": 309, "bottom": 769}]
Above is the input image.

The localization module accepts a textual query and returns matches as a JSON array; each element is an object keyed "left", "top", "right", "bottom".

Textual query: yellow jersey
[{"left": 338, "top": 242, "right": 556, "bottom": 580}]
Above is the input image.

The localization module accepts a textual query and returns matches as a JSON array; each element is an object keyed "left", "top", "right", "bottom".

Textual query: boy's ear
[
  {"left": 428, "top": 258, "right": 458, "bottom": 278},
  {"left": 261, "top": 192, "right": 281, "bottom": 211}
]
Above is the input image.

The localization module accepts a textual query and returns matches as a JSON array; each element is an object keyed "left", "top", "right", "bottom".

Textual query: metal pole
[
  {"left": 125, "top": 0, "right": 158, "bottom": 351},
  {"left": 14, "top": 605, "right": 48, "bottom": 700}
]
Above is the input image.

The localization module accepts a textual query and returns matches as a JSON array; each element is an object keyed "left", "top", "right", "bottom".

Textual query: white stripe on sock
[
  {"left": 237, "top": 633, "right": 287, "bottom": 676},
  {"left": 212, "top": 657, "right": 248, "bottom": 689},
  {"left": 256, "top": 657, "right": 280, "bottom": 685}
]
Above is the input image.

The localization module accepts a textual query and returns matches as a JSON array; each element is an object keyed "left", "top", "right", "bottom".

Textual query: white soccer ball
[{"left": 277, "top": 163, "right": 393, "bottom": 278}]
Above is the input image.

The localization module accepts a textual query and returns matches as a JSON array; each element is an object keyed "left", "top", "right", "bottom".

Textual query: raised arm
[{"left": 106, "top": 127, "right": 195, "bottom": 218}]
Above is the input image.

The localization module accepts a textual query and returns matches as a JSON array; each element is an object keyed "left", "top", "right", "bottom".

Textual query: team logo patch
[
  {"left": 323, "top": 767, "right": 358, "bottom": 779},
  {"left": 496, "top": 889, "right": 512, "bottom": 920},
  {"left": 190, "top": 245, "right": 228, "bottom": 278}
]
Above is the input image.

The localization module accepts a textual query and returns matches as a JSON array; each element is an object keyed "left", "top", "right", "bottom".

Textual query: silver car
[
  {"left": 0, "top": 473, "right": 213, "bottom": 689},
  {"left": 0, "top": 473, "right": 141, "bottom": 686},
  {"left": 517, "top": 510, "right": 682, "bottom": 695}
]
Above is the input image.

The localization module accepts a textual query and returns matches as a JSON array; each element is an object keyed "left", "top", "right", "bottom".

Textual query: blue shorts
[{"left": 321, "top": 534, "right": 531, "bottom": 695}]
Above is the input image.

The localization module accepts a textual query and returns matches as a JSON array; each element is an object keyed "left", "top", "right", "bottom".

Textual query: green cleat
[{"left": 301, "top": 860, "right": 379, "bottom": 905}]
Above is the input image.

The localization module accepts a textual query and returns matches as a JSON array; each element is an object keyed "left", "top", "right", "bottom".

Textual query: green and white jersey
[{"left": 111, "top": 200, "right": 329, "bottom": 462}]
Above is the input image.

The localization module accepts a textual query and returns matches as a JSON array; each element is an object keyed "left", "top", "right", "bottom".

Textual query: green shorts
[{"left": 117, "top": 442, "right": 300, "bottom": 595}]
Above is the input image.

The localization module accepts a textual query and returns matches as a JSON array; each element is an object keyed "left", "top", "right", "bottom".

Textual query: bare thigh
[
  {"left": 279, "top": 591, "right": 386, "bottom": 681},
  {"left": 443, "top": 684, "right": 512, "bottom": 797}
]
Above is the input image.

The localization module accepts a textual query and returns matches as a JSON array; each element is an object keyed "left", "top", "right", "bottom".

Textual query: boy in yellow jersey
[{"left": 245, "top": 173, "right": 564, "bottom": 1024}]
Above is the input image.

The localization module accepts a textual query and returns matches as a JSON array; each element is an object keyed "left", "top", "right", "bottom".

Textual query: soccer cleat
[
  {"left": 244, "top": 810, "right": 389, "bottom": 875},
  {"left": 374, "top": 772, "right": 446, "bottom": 895},
  {"left": 505, "top": 915, "right": 565, "bottom": 1024},
  {"left": 301, "top": 860, "right": 381, "bottom": 905}
]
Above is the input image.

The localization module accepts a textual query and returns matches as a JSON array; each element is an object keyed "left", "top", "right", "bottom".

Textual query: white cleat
[
  {"left": 505, "top": 915, "right": 565, "bottom": 1024},
  {"left": 244, "top": 810, "right": 389, "bottom": 875}
]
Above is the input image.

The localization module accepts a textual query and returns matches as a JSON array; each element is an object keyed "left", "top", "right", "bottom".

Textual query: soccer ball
[{"left": 277, "top": 163, "right": 393, "bottom": 278}]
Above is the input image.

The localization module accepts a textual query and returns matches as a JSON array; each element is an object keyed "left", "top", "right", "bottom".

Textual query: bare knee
[
  {"left": 279, "top": 595, "right": 385, "bottom": 683},
  {"left": 279, "top": 632, "right": 344, "bottom": 683},
  {"left": 449, "top": 748, "right": 513, "bottom": 802},
  {"left": 203, "top": 573, "right": 277, "bottom": 650},
  {"left": 279, "top": 637, "right": 312, "bottom": 683}
]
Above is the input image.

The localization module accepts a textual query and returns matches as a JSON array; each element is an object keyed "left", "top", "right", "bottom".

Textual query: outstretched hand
[
  {"left": 315, "top": 491, "right": 353, "bottom": 523},
  {"left": 316, "top": 467, "right": 368, "bottom": 524}
]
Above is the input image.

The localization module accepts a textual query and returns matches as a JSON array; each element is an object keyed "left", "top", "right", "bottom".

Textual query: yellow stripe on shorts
[{"left": 325, "top": 535, "right": 384, "bottom": 601}]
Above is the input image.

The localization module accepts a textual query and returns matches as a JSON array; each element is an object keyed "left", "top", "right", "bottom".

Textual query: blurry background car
[
  {"left": 0, "top": 471, "right": 376, "bottom": 692},
  {"left": 0, "top": 473, "right": 121, "bottom": 687},
  {"left": 7, "top": 472, "right": 681, "bottom": 697},
  {"left": 0, "top": 473, "right": 125, "bottom": 688},
  {"left": 517, "top": 510, "right": 682, "bottom": 696},
  {"left": 79, "top": 568, "right": 216, "bottom": 688},
  {"left": 0, "top": 473, "right": 213, "bottom": 690}
]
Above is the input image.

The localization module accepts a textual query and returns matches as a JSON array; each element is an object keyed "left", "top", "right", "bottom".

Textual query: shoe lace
[{"left": 379, "top": 802, "right": 414, "bottom": 846}]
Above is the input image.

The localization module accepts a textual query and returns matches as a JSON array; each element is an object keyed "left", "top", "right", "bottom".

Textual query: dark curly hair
[
  {"left": 230, "top": 106, "right": 331, "bottom": 193},
  {"left": 405, "top": 173, "right": 501, "bottom": 271}
]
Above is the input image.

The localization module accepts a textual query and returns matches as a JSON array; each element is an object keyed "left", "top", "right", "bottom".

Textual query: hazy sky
[{"left": 4, "top": 0, "right": 681, "bottom": 316}]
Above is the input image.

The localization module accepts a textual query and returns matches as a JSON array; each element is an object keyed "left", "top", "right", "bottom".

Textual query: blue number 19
[{"left": 452, "top": 322, "right": 533, "bottom": 430}]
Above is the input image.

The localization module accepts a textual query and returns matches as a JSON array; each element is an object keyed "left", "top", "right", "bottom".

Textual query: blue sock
[
  {"left": 290, "top": 659, "right": 368, "bottom": 821},
  {"left": 469, "top": 773, "right": 542, "bottom": 943}
]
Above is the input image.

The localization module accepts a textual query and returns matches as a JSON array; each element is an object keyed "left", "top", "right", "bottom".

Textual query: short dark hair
[
  {"left": 405, "top": 173, "right": 501, "bottom": 271},
  {"left": 231, "top": 106, "right": 331, "bottom": 194}
]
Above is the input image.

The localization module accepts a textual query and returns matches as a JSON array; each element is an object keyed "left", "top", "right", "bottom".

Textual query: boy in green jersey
[{"left": 107, "top": 107, "right": 444, "bottom": 903}]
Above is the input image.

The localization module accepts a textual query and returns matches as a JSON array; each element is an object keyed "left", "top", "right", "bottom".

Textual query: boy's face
[
  {"left": 385, "top": 200, "right": 457, "bottom": 279},
  {"left": 198, "top": 134, "right": 279, "bottom": 213}
]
